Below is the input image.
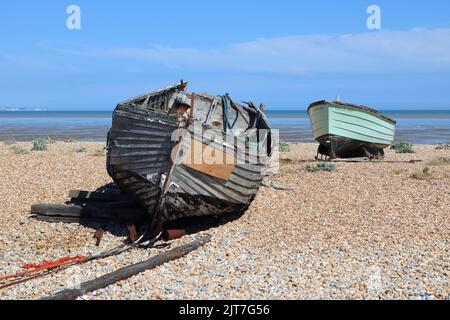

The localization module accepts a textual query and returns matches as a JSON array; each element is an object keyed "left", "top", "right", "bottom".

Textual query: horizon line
[{"left": 2, "top": 108, "right": 450, "bottom": 112}]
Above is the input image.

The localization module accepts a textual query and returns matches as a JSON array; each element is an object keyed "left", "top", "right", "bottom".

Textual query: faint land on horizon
[{"left": 0, "top": 110, "right": 449, "bottom": 144}]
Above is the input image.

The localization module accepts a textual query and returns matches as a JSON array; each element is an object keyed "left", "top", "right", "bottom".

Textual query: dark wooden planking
[
  {"left": 31, "top": 204, "right": 146, "bottom": 220},
  {"left": 107, "top": 98, "right": 178, "bottom": 218},
  {"left": 115, "top": 136, "right": 170, "bottom": 143},
  {"left": 110, "top": 143, "right": 173, "bottom": 150},
  {"left": 111, "top": 128, "right": 175, "bottom": 139},
  {"left": 108, "top": 155, "right": 170, "bottom": 166}
]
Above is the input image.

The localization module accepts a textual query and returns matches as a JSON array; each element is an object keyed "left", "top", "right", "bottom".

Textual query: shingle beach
[{"left": 0, "top": 142, "right": 448, "bottom": 300}]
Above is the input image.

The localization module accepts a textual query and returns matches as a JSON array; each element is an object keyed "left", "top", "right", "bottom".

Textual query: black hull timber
[
  {"left": 107, "top": 105, "right": 178, "bottom": 217},
  {"left": 316, "top": 135, "right": 387, "bottom": 160},
  {"left": 31, "top": 203, "right": 146, "bottom": 224}
]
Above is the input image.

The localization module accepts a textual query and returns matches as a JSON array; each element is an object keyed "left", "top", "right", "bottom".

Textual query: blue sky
[{"left": 1, "top": 1, "right": 450, "bottom": 110}]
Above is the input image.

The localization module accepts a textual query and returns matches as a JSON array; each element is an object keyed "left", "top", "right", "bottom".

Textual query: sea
[{"left": 0, "top": 110, "right": 449, "bottom": 144}]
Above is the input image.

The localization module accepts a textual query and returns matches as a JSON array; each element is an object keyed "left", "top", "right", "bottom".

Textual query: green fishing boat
[{"left": 308, "top": 100, "right": 396, "bottom": 160}]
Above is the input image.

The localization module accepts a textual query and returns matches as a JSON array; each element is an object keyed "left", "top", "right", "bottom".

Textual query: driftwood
[
  {"left": 332, "top": 159, "right": 423, "bottom": 164},
  {"left": 261, "top": 180, "right": 293, "bottom": 191},
  {"left": 41, "top": 235, "right": 211, "bottom": 300}
]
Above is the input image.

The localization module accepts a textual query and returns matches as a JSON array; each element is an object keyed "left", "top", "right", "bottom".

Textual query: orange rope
[
  {"left": 0, "top": 256, "right": 86, "bottom": 284},
  {"left": 1, "top": 243, "right": 131, "bottom": 290},
  {"left": 21, "top": 256, "right": 86, "bottom": 270}
]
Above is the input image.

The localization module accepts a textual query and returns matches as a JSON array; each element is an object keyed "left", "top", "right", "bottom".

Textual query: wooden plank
[
  {"left": 182, "top": 139, "right": 236, "bottom": 181},
  {"left": 31, "top": 204, "right": 146, "bottom": 220},
  {"left": 32, "top": 215, "right": 107, "bottom": 224},
  {"left": 32, "top": 215, "right": 143, "bottom": 225},
  {"left": 41, "top": 235, "right": 211, "bottom": 300},
  {"left": 172, "top": 166, "right": 245, "bottom": 203}
]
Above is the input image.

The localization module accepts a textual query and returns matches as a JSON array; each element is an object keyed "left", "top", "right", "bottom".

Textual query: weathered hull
[
  {"left": 106, "top": 83, "right": 271, "bottom": 232},
  {"left": 308, "top": 101, "right": 396, "bottom": 159},
  {"left": 158, "top": 123, "right": 267, "bottom": 221}
]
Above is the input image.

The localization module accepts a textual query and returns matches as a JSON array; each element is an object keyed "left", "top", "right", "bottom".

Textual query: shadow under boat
[{"left": 30, "top": 183, "right": 246, "bottom": 239}]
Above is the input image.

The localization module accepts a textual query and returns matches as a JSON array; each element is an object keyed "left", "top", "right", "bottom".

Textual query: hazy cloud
[{"left": 45, "top": 28, "right": 450, "bottom": 75}]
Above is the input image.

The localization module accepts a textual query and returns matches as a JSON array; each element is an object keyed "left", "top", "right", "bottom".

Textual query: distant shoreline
[{"left": 0, "top": 110, "right": 449, "bottom": 144}]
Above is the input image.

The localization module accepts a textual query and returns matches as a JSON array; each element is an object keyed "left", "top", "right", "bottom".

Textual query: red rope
[
  {"left": 0, "top": 256, "right": 86, "bottom": 284},
  {"left": 21, "top": 256, "right": 86, "bottom": 269}
]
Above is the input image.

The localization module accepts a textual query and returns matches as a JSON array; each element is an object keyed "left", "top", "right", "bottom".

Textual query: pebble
[{"left": 0, "top": 142, "right": 449, "bottom": 300}]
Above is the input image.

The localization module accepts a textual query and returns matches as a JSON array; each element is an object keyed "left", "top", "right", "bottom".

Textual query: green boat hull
[{"left": 308, "top": 101, "right": 396, "bottom": 159}]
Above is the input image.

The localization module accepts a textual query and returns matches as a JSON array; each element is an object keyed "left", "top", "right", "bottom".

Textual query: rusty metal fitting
[{"left": 162, "top": 229, "right": 186, "bottom": 241}]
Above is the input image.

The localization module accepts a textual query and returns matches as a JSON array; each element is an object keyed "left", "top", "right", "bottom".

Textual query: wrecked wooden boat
[
  {"left": 308, "top": 100, "right": 396, "bottom": 160},
  {"left": 106, "top": 82, "right": 273, "bottom": 240}
]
